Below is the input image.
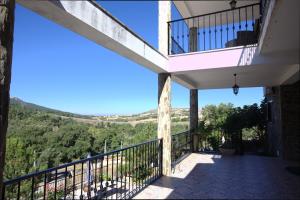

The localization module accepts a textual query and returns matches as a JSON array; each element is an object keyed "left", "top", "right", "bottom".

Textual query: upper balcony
[
  {"left": 167, "top": 0, "right": 299, "bottom": 90},
  {"left": 168, "top": 1, "right": 264, "bottom": 55}
]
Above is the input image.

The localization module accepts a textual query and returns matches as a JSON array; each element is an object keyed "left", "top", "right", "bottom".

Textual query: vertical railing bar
[
  {"left": 168, "top": 22, "right": 170, "bottom": 55},
  {"left": 239, "top": 7, "right": 241, "bottom": 31},
  {"left": 209, "top": 14, "right": 211, "bottom": 49},
  {"left": 182, "top": 20, "right": 184, "bottom": 52},
  {"left": 232, "top": 9, "right": 235, "bottom": 41},
  {"left": 160, "top": 139, "right": 163, "bottom": 176},
  {"left": 137, "top": 146, "right": 141, "bottom": 190},
  {"left": 252, "top": 5, "right": 254, "bottom": 30},
  {"left": 80, "top": 162, "right": 83, "bottom": 200},
  {"left": 100, "top": 156, "right": 103, "bottom": 190},
  {"left": 43, "top": 173, "right": 47, "bottom": 200},
  {"left": 106, "top": 155, "right": 108, "bottom": 200},
  {"left": 116, "top": 151, "right": 119, "bottom": 199},
  {"left": 226, "top": 11, "right": 229, "bottom": 44},
  {"left": 120, "top": 150, "right": 123, "bottom": 199},
  {"left": 134, "top": 146, "right": 137, "bottom": 195},
  {"left": 17, "top": 181, "right": 20, "bottom": 200},
  {"left": 124, "top": 149, "right": 127, "bottom": 199},
  {"left": 203, "top": 16, "right": 205, "bottom": 50},
  {"left": 94, "top": 159, "right": 97, "bottom": 197},
  {"left": 198, "top": 16, "right": 200, "bottom": 51},
  {"left": 220, "top": 12, "right": 223, "bottom": 48},
  {"left": 147, "top": 141, "right": 150, "bottom": 184},
  {"left": 128, "top": 148, "right": 131, "bottom": 198},
  {"left": 215, "top": 13, "right": 217, "bottom": 49},
  {"left": 111, "top": 153, "right": 114, "bottom": 199},
  {"left": 72, "top": 164, "right": 75, "bottom": 199},
  {"left": 31, "top": 176, "right": 35, "bottom": 200},
  {"left": 64, "top": 166, "right": 67, "bottom": 200},
  {"left": 54, "top": 169, "right": 57, "bottom": 200},
  {"left": 246, "top": 7, "right": 248, "bottom": 44}
]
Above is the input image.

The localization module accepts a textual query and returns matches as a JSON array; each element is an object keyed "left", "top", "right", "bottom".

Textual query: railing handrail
[
  {"left": 168, "top": 3, "right": 260, "bottom": 24},
  {"left": 3, "top": 138, "right": 162, "bottom": 186}
]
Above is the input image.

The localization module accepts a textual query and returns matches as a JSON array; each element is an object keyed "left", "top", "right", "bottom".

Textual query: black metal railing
[
  {"left": 168, "top": 3, "right": 262, "bottom": 55},
  {"left": 2, "top": 139, "right": 163, "bottom": 200},
  {"left": 171, "top": 131, "right": 192, "bottom": 164}
]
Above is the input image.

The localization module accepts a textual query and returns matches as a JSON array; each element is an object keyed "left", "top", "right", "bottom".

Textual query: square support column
[
  {"left": 0, "top": 0, "right": 15, "bottom": 196},
  {"left": 158, "top": 73, "right": 172, "bottom": 176},
  {"left": 190, "top": 89, "right": 199, "bottom": 152},
  {"left": 158, "top": 1, "right": 171, "bottom": 176}
]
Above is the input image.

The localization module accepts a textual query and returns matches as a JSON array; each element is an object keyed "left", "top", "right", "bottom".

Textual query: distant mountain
[
  {"left": 9, "top": 97, "right": 195, "bottom": 124},
  {"left": 10, "top": 97, "right": 93, "bottom": 119}
]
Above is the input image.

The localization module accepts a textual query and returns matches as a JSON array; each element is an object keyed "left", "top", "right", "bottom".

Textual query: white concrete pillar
[
  {"left": 190, "top": 89, "right": 199, "bottom": 152},
  {"left": 158, "top": 1, "right": 171, "bottom": 56}
]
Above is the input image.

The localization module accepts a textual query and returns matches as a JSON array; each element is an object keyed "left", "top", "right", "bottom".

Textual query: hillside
[
  {"left": 9, "top": 97, "right": 193, "bottom": 125},
  {"left": 5, "top": 98, "right": 188, "bottom": 180}
]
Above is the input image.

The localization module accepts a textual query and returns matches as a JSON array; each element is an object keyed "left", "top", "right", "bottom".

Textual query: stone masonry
[{"left": 0, "top": 0, "right": 15, "bottom": 197}]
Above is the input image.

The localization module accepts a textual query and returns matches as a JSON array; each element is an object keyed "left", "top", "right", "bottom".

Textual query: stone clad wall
[
  {"left": 280, "top": 81, "right": 300, "bottom": 160},
  {"left": 266, "top": 80, "right": 300, "bottom": 161}
]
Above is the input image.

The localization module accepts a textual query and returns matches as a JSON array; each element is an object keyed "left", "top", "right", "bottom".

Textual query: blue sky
[{"left": 11, "top": 2, "right": 263, "bottom": 115}]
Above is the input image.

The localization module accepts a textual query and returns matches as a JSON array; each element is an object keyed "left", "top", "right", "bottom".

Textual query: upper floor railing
[
  {"left": 168, "top": 3, "right": 262, "bottom": 55},
  {"left": 2, "top": 139, "right": 163, "bottom": 200}
]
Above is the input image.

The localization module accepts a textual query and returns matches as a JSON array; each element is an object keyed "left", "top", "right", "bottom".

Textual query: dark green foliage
[
  {"left": 198, "top": 100, "right": 267, "bottom": 152},
  {"left": 4, "top": 100, "right": 187, "bottom": 181}
]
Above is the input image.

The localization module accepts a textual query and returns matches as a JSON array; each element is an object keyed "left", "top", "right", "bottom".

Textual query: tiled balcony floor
[{"left": 134, "top": 153, "right": 300, "bottom": 199}]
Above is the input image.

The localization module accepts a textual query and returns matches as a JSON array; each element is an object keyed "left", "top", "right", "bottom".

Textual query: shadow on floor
[{"left": 136, "top": 153, "right": 300, "bottom": 199}]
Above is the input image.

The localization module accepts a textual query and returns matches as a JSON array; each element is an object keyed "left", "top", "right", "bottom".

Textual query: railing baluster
[
  {"left": 209, "top": 15, "right": 211, "bottom": 49},
  {"left": 106, "top": 155, "right": 109, "bottom": 199},
  {"left": 220, "top": 12, "right": 223, "bottom": 48},
  {"left": 80, "top": 163, "right": 83, "bottom": 199},
  {"left": 203, "top": 16, "right": 206, "bottom": 50},
  {"left": 116, "top": 151, "right": 119, "bottom": 199},
  {"left": 111, "top": 153, "right": 114, "bottom": 199},
  {"left": 246, "top": 7, "right": 248, "bottom": 44},
  {"left": 226, "top": 11, "right": 229, "bottom": 44},
  {"left": 198, "top": 17, "right": 200, "bottom": 51},
  {"left": 54, "top": 169, "right": 57, "bottom": 200},
  {"left": 252, "top": 5, "right": 254, "bottom": 30},
  {"left": 31, "top": 176, "right": 34, "bottom": 200},
  {"left": 128, "top": 149, "right": 131, "bottom": 195},
  {"left": 100, "top": 157, "right": 103, "bottom": 191},
  {"left": 73, "top": 164, "right": 75, "bottom": 199},
  {"left": 44, "top": 173, "right": 47, "bottom": 200},
  {"left": 94, "top": 159, "right": 97, "bottom": 197},
  {"left": 17, "top": 181, "right": 20, "bottom": 200},
  {"left": 64, "top": 166, "right": 67, "bottom": 200},
  {"left": 134, "top": 146, "right": 137, "bottom": 194},
  {"left": 215, "top": 13, "right": 217, "bottom": 49},
  {"left": 124, "top": 149, "right": 127, "bottom": 199},
  {"left": 182, "top": 20, "right": 184, "bottom": 51},
  {"left": 232, "top": 9, "right": 235, "bottom": 41},
  {"left": 120, "top": 150, "right": 123, "bottom": 198}
]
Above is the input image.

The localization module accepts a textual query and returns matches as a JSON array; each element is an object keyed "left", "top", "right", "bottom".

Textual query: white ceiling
[
  {"left": 173, "top": 0, "right": 260, "bottom": 20},
  {"left": 174, "top": 64, "right": 299, "bottom": 89}
]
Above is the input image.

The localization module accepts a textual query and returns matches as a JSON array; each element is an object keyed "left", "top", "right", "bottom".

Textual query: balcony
[
  {"left": 168, "top": 3, "right": 263, "bottom": 55},
  {"left": 3, "top": 131, "right": 195, "bottom": 200}
]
